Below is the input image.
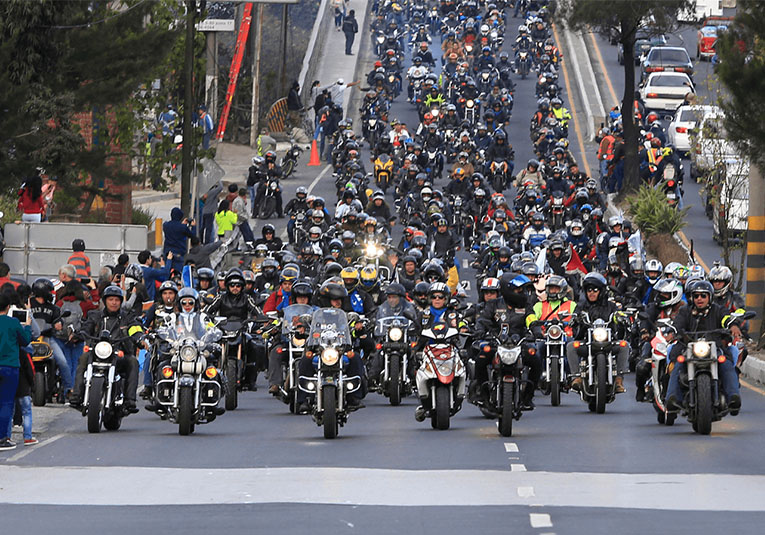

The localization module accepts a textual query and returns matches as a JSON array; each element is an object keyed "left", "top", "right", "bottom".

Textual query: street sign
[{"left": 197, "top": 19, "right": 235, "bottom": 31}]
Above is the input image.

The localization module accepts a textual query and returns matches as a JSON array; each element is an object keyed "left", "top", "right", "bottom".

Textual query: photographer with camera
[{"left": 162, "top": 207, "right": 195, "bottom": 273}]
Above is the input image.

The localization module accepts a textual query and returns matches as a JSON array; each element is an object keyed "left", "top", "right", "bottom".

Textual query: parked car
[
  {"left": 691, "top": 108, "right": 738, "bottom": 180},
  {"left": 641, "top": 47, "right": 694, "bottom": 81},
  {"left": 667, "top": 104, "right": 717, "bottom": 154},
  {"left": 639, "top": 72, "right": 695, "bottom": 112},
  {"left": 697, "top": 17, "right": 733, "bottom": 60},
  {"left": 618, "top": 32, "right": 667, "bottom": 66}
]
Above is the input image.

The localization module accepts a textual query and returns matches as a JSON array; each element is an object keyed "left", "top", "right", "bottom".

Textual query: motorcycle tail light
[
  {"left": 205, "top": 367, "right": 218, "bottom": 379},
  {"left": 676, "top": 126, "right": 687, "bottom": 133},
  {"left": 276, "top": 347, "right": 283, "bottom": 354},
  {"left": 619, "top": 341, "right": 627, "bottom": 347},
  {"left": 483, "top": 345, "right": 492, "bottom": 353},
  {"left": 376, "top": 343, "right": 383, "bottom": 350},
  {"left": 573, "top": 341, "right": 581, "bottom": 348},
  {"left": 667, "top": 180, "right": 675, "bottom": 187},
  {"left": 717, "top": 355, "right": 726, "bottom": 363},
  {"left": 161, "top": 366, "right": 173, "bottom": 379},
  {"left": 647, "top": 93, "right": 658, "bottom": 98},
  {"left": 305, "top": 351, "right": 313, "bottom": 358},
  {"left": 410, "top": 341, "right": 417, "bottom": 348},
  {"left": 528, "top": 348, "right": 536, "bottom": 356},
  {"left": 117, "top": 350, "right": 124, "bottom": 357},
  {"left": 677, "top": 355, "right": 686, "bottom": 363}
]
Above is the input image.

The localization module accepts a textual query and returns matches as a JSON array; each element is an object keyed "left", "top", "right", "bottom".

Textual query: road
[{"left": 4, "top": 8, "right": 765, "bottom": 535}]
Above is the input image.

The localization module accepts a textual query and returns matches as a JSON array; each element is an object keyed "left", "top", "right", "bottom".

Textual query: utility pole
[
  {"left": 249, "top": 3, "right": 264, "bottom": 148},
  {"left": 181, "top": 0, "right": 196, "bottom": 216}
]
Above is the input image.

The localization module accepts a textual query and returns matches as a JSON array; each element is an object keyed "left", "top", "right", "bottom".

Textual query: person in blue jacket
[{"left": 163, "top": 207, "right": 195, "bottom": 273}]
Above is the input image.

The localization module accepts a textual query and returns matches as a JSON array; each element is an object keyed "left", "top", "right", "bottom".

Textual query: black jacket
[
  {"left": 206, "top": 291, "right": 260, "bottom": 322},
  {"left": 78, "top": 308, "right": 144, "bottom": 355}
]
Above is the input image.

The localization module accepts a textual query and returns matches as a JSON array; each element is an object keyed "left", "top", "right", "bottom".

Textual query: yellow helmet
[
  {"left": 340, "top": 266, "right": 360, "bottom": 289},
  {"left": 360, "top": 265, "right": 378, "bottom": 288}
]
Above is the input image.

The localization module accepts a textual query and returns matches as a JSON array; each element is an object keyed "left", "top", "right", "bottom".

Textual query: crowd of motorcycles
[{"left": 30, "top": 0, "right": 752, "bottom": 441}]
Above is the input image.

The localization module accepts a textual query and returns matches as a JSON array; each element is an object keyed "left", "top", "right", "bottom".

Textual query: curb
[
  {"left": 133, "top": 191, "right": 180, "bottom": 205},
  {"left": 742, "top": 354, "right": 765, "bottom": 385}
]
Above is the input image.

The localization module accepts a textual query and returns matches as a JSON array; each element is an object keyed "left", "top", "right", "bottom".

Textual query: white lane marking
[
  {"left": 511, "top": 464, "right": 527, "bottom": 472},
  {"left": 529, "top": 513, "right": 553, "bottom": 528},
  {"left": 462, "top": 258, "right": 469, "bottom": 269},
  {"left": 4, "top": 434, "right": 65, "bottom": 463},
  {"left": 3, "top": 467, "right": 765, "bottom": 510},
  {"left": 504, "top": 442, "right": 519, "bottom": 453},
  {"left": 279, "top": 164, "right": 332, "bottom": 240},
  {"left": 518, "top": 486, "right": 535, "bottom": 498}
]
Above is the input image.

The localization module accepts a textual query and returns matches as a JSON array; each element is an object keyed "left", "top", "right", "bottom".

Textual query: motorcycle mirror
[
  {"left": 214, "top": 316, "right": 228, "bottom": 325},
  {"left": 293, "top": 332, "right": 309, "bottom": 340},
  {"left": 740, "top": 311, "right": 757, "bottom": 321}
]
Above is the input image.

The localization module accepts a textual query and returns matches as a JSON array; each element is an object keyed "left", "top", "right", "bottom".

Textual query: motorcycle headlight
[
  {"left": 94, "top": 341, "right": 112, "bottom": 360},
  {"left": 321, "top": 348, "right": 340, "bottom": 366},
  {"left": 467, "top": 99, "right": 474, "bottom": 107},
  {"left": 388, "top": 75, "right": 395, "bottom": 82},
  {"left": 547, "top": 325, "right": 563, "bottom": 340},
  {"left": 592, "top": 327, "right": 609, "bottom": 343},
  {"left": 180, "top": 344, "right": 198, "bottom": 362},
  {"left": 498, "top": 346, "right": 521, "bottom": 365},
  {"left": 466, "top": 45, "right": 473, "bottom": 52},
  {"left": 436, "top": 358, "right": 455, "bottom": 376},
  {"left": 389, "top": 327, "right": 403, "bottom": 342},
  {"left": 377, "top": 36, "right": 385, "bottom": 43},
  {"left": 369, "top": 119, "right": 377, "bottom": 126},
  {"left": 270, "top": 182, "right": 277, "bottom": 190},
  {"left": 693, "top": 341, "right": 711, "bottom": 358},
  {"left": 366, "top": 243, "right": 381, "bottom": 257}
]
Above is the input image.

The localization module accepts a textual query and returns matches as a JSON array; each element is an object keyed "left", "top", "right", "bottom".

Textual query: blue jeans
[
  {"left": 0, "top": 366, "right": 19, "bottom": 440},
  {"left": 165, "top": 254, "right": 185, "bottom": 275},
  {"left": 47, "top": 337, "right": 72, "bottom": 392},
  {"left": 53, "top": 339, "right": 83, "bottom": 388},
  {"left": 240, "top": 221, "right": 255, "bottom": 243},
  {"left": 7, "top": 396, "right": 32, "bottom": 440},
  {"left": 666, "top": 357, "right": 740, "bottom": 403},
  {"left": 201, "top": 213, "right": 215, "bottom": 244},
  {"left": 248, "top": 186, "right": 257, "bottom": 216}
]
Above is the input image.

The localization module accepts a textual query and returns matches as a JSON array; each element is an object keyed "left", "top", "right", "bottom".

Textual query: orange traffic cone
[{"left": 307, "top": 139, "right": 321, "bottom": 166}]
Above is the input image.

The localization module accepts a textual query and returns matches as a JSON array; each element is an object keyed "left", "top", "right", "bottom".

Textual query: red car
[{"left": 697, "top": 16, "right": 733, "bottom": 60}]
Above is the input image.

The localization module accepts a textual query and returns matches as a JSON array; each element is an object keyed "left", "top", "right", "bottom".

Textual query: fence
[{"left": 4, "top": 222, "right": 148, "bottom": 280}]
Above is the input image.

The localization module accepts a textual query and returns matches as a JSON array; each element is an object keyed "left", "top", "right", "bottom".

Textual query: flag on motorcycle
[
  {"left": 535, "top": 247, "right": 547, "bottom": 273},
  {"left": 182, "top": 265, "right": 194, "bottom": 288},
  {"left": 627, "top": 230, "right": 645, "bottom": 261},
  {"left": 565, "top": 243, "right": 588, "bottom": 275}
]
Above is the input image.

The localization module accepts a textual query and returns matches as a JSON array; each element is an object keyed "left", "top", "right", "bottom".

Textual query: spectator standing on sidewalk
[
  {"left": 331, "top": 0, "right": 345, "bottom": 29},
  {"left": 17, "top": 175, "right": 45, "bottom": 223},
  {"left": 342, "top": 9, "right": 359, "bottom": 55},
  {"left": 232, "top": 188, "right": 256, "bottom": 245},
  {"left": 163, "top": 207, "right": 196, "bottom": 273},
  {"left": 198, "top": 105, "right": 215, "bottom": 150},
  {"left": 287, "top": 80, "right": 304, "bottom": 130},
  {"left": 0, "top": 264, "right": 20, "bottom": 290},
  {"left": 8, "top": 343, "right": 37, "bottom": 446},
  {"left": 329, "top": 79, "right": 361, "bottom": 112},
  {"left": 0, "top": 292, "right": 33, "bottom": 451}
]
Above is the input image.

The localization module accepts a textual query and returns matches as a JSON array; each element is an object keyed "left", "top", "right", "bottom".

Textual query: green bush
[
  {"left": 0, "top": 191, "right": 21, "bottom": 225},
  {"left": 627, "top": 184, "right": 689, "bottom": 236},
  {"left": 131, "top": 205, "right": 155, "bottom": 227}
]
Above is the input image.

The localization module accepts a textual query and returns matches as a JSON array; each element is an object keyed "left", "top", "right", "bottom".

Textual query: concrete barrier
[{"left": 297, "top": 0, "right": 333, "bottom": 106}]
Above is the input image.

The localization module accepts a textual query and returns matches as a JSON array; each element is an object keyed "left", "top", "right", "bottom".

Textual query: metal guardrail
[
  {"left": 297, "top": 0, "right": 332, "bottom": 107},
  {"left": 4, "top": 222, "right": 148, "bottom": 280}
]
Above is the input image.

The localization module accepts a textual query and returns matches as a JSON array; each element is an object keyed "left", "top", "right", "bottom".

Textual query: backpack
[{"left": 58, "top": 301, "right": 84, "bottom": 339}]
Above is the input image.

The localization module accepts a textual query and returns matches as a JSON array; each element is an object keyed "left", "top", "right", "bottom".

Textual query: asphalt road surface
[{"left": 3, "top": 9, "right": 764, "bottom": 535}]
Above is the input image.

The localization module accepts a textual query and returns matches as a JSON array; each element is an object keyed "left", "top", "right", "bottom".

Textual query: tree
[
  {"left": 563, "top": 0, "right": 690, "bottom": 193},
  {"left": 0, "top": 0, "right": 180, "bottom": 216}
]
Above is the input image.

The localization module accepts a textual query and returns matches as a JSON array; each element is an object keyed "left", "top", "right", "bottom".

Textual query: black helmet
[
  {"left": 72, "top": 239, "right": 86, "bottom": 252},
  {"left": 324, "top": 261, "right": 344, "bottom": 278},
  {"left": 497, "top": 246, "right": 511, "bottom": 258},
  {"left": 101, "top": 285, "right": 125, "bottom": 302},
  {"left": 32, "top": 278, "right": 55, "bottom": 300},
  {"left": 225, "top": 268, "right": 246, "bottom": 287},
  {"left": 582, "top": 272, "right": 607, "bottom": 295},
  {"left": 158, "top": 280, "right": 179, "bottom": 295},
  {"left": 262, "top": 223, "right": 276, "bottom": 237},
  {"left": 292, "top": 281, "right": 313, "bottom": 298},
  {"left": 384, "top": 283, "right": 407, "bottom": 297},
  {"left": 322, "top": 280, "right": 348, "bottom": 300},
  {"left": 545, "top": 275, "right": 568, "bottom": 301}
]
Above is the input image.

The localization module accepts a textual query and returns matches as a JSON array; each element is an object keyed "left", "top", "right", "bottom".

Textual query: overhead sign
[{"left": 197, "top": 19, "right": 235, "bottom": 31}]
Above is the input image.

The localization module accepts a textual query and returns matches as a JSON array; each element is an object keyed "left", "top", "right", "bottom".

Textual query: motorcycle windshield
[
  {"left": 309, "top": 308, "right": 352, "bottom": 348},
  {"left": 374, "top": 315, "right": 412, "bottom": 337},
  {"left": 282, "top": 304, "right": 315, "bottom": 335}
]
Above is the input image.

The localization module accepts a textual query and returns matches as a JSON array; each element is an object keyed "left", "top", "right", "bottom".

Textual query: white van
[
  {"left": 712, "top": 158, "right": 749, "bottom": 242},
  {"left": 691, "top": 108, "right": 737, "bottom": 180}
]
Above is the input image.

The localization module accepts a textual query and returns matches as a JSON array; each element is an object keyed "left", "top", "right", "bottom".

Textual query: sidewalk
[{"left": 134, "top": 0, "right": 370, "bottom": 222}]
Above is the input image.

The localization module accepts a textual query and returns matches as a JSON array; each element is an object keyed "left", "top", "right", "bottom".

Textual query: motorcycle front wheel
[
  {"left": 260, "top": 197, "right": 276, "bottom": 219},
  {"left": 178, "top": 386, "right": 194, "bottom": 436},
  {"left": 498, "top": 381, "right": 515, "bottom": 437},
  {"left": 694, "top": 374, "right": 713, "bottom": 435},
  {"left": 549, "top": 357, "right": 561, "bottom": 407},
  {"left": 388, "top": 356, "right": 402, "bottom": 406},
  {"left": 282, "top": 159, "right": 295, "bottom": 178},
  {"left": 595, "top": 353, "right": 607, "bottom": 414},
  {"left": 225, "top": 359, "right": 239, "bottom": 411},
  {"left": 432, "top": 384, "right": 451, "bottom": 430},
  {"left": 87, "top": 376, "right": 105, "bottom": 434},
  {"left": 33, "top": 370, "right": 47, "bottom": 407},
  {"left": 323, "top": 385, "right": 338, "bottom": 439}
]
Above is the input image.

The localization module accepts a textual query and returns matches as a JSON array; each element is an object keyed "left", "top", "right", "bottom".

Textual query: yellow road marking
[
  {"left": 588, "top": 33, "right": 619, "bottom": 106},
  {"left": 741, "top": 378, "right": 765, "bottom": 396},
  {"left": 551, "top": 23, "right": 592, "bottom": 178}
]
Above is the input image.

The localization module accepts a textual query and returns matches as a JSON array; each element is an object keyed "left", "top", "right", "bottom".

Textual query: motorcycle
[
  {"left": 516, "top": 50, "right": 532, "bottom": 79},
  {"left": 358, "top": 239, "right": 392, "bottom": 281},
  {"left": 373, "top": 315, "right": 415, "bottom": 405},
  {"left": 548, "top": 191, "right": 567, "bottom": 231},
  {"left": 460, "top": 97, "right": 480, "bottom": 124},
  {"left": 298, "top": 308, "right": 362, "bottom": 439},
  {"left": 415, "top": 322, "right": 467, "bottom": 430},
  {"left": 216, "top": 318, "right": 251, "bottom": 410},
  {"left": 80, "top": 332, "right": 130, "bottom": 433},
  {"left": 572, "top": 313, "right": 621, "bottom": 413},
  {"left": 277, "top": 304, "right": 313, "bottom": 413},
  {"left": 280, "top": 140, "right": 303, "bottom": 178},
  {"left": 374, "top": 153, "right": 395, "bottom": 193},
  {"left": 30, "top": 337, "right": 59, "bottom": 406},
  {"left": 643, "top": 319, "right": 677, "bottom": 426},
  {"left": 470, "top": 335, "right": 528, "bottom": 437},
  {"left": 153, "top": 315, "right": 225, "bottom": 435},
  {"left": 258, "top": 177, "right": 280, "bottom": 219},
  {"left": 540, "top": 319, "right": 568, "bottom": 406},
  {"left": 656, "top": 173, "right": 682, "bottom": 209}
]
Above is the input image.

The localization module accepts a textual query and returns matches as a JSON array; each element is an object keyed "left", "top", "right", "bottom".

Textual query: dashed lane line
[
  {"left": 504, "top": 442, "right": 519, "bottom": 453},
  {"left": 511, "top": 463, "right": 527, "bottom": 472},
  {"left": 529, "top": 513, "right": 553, "bottom": 528}
]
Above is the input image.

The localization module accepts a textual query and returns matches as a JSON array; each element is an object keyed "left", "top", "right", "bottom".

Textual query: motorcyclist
[
  {"left": 285, "top": 187, "right": 310, "bottom": 244},
  {"left": 522, "top": 212, "right": 551, "bottom": 249},
  {"left": 70, "top": 286, "right": 143, "bottom": 413},
  {"left": 525, "top": 275, "right": 576, "bottom": 408},
  {"left": 29, "top": 278, "right": 72, "bottom": 401},
  {"left": 485, "top": 130, "right": 515, "bottom": 188},
  {"left": 665, "top": 279, "right": 743, "bottom": 415},
  {"left": 254, "top": 224, "right": 284, "bottom": 252},
  {"left": 512, "top": 159, "right": 545, "bottom": 188},
  {"left": 262, "top": 266, "right": 299, "bottom": 313},
  {"left": 567, "top": 273, "right": 628, "bottom": 393},
  {"left": 616, "top": 257, "right": 651, "bottom": 306},
  {"left": 340, "top": 267, "right": 377, "bottom": 316},
  {"left": 430, "top": 217, "right": 461, "bottom": 260},
  {"left": 368, "top": 283, "right": 420, "bottom": 386}
]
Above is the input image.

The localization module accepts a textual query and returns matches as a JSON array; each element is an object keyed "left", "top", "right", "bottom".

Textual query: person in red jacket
[
  {"left": 17, "top": 176, "right": 45, "bottom": 223},
  {"left": 262, "top": 267, "right": 298, "bottom": 313}
]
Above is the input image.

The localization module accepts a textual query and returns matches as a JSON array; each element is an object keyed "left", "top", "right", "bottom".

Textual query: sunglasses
[
  {"left": 692, "top": 293, "right": 709, "bottom": 300},
  {"left": 229, "top": 283, "right": 243, "bottom": 288},
  {"left": 431, "top": 294, "right": 446, "bottom": 300},
  {"left": 180, "top": 300, "right": 195, "bottom": 306},
  {"left": 586, "top": 288, "right": 600, "bottom": 293}
]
